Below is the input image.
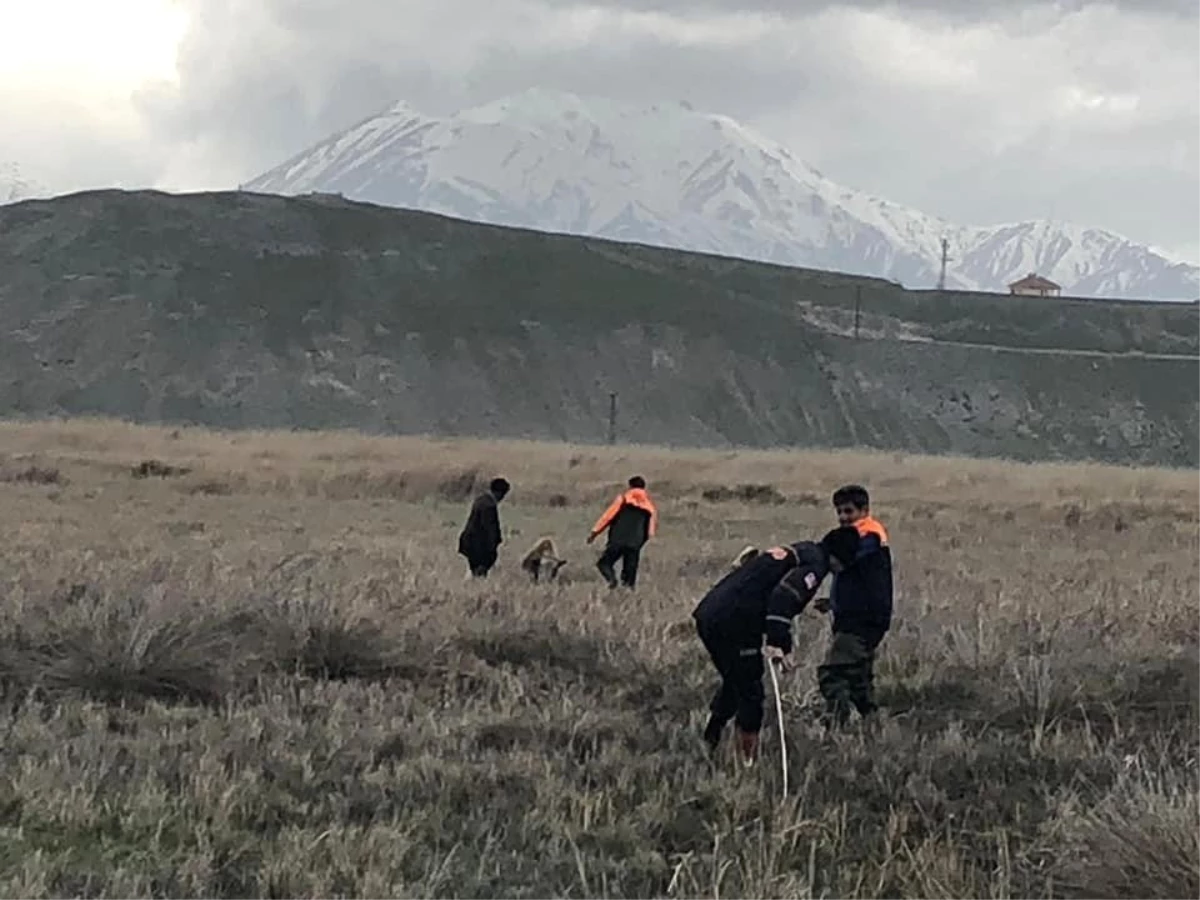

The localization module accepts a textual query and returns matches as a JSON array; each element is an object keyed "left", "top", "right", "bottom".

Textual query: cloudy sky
[{"left": 2, "top": 0, "right": 1197, "bottom": 262}]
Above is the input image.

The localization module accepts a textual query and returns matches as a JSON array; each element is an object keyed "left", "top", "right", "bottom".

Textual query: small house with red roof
[{"left": 1008, "top": 273, "right": 1062, "bottom": 297}]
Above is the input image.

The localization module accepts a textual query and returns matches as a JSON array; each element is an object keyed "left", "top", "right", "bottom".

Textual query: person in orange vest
[
  {"left": 816, "top": 484, "right": 894, "bottom": 728},
  {"left": 587, "top": 476, "right": 658, "bottom": 589}
]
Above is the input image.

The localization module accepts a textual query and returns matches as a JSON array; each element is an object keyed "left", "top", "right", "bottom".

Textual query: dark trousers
[
  {"left": 465, "top": 551, "right": 497, "bottom": 578},
  {"left": 596, "top": 543, "right": 641, "bottom": 588},
  {"left": 817, "top": 630, "right": 881, "bottom": 726},
  {"left": 696, "top": 619, "right": 764, "bottom": 734}
]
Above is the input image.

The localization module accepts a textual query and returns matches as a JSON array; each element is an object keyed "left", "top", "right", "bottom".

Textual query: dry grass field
[{"left": 0, "top": 417, "right": 1196, "bottom": 899}]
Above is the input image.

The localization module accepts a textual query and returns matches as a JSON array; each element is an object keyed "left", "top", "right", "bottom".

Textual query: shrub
[
  {"left": 28, "top": 590, "right": 247, "bottom": 706},
  {"left": 268, "top": 590, "right": 409, "bottom": 681},
  {"left": 131, "top": 459, "right": 191, "bottom": 479},
  {"left": 0, "top": 464, "right": 63, "bottom": 485},
  {"left": 700, "top": 483, "right": 786, "bottom": 505},
  {"left": 1044, "top": 766, "right": 1200, "bottom": 899}
]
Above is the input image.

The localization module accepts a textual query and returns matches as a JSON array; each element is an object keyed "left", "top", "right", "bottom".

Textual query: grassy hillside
[
  {"left": 0, "top": 189, "right": 1197, "bottom": 466},
  {"left": 0, "top": 419, "right": 1195, "bottom": 897}
]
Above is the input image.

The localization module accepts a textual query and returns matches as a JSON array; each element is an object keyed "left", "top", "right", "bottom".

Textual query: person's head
[
  {"left": 832, "top": 484, "right": 870, "bottom": 526},
  {"left": 628, "top": 475, "right": 646, "bottom": 490},
  {"left": 820, "top": 526, "right": 862, "bottom": 572},
  {"left": 490, "top": 477, "right": 511, "bottom": 500}
]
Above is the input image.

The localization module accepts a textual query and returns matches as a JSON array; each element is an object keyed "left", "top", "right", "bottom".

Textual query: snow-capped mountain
[
  {"left": 0, "top": 163, "right": 48, "bottom": 204},
  {"left": 246, "top": 89, "right": 1199, "bottom": 301}
]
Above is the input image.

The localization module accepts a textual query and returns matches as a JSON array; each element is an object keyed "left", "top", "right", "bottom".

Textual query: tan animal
[{"left": 521, "top": 536, "right": 568, "bottom": 583}]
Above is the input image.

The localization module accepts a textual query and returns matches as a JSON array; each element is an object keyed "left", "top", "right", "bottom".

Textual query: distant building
[{"left": 1008, "top": 273, "right": 1062, "bottom": 297}]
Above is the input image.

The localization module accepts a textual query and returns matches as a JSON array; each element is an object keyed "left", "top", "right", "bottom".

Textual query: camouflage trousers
[{"left": 816, "top": 630, "right": 881, "bottom": 727}]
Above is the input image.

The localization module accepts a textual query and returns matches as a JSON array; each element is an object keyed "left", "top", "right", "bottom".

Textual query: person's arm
[
  {"left": 485, "top": 500, "right": 502, "bottom": 548},
  {"left": 854, "top": 533, "right": 882, "bottom": 561},
  {"left": 457, "top": 510, "right": 472, "bottom": 555},
  {"left": 764, "top": 567, "right": 822, "bottom": 655},
  {"left": 862, "top": 544, "right": 894, "bottom": 627},
  {"left": 588, "top": 494, "right": 623, "bottom": 541}
]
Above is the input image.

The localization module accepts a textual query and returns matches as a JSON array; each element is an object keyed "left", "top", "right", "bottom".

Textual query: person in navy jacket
[
  {"left": 817, "top": 484, "right": 894, "bottom": 728},
  {"left": 692, "top": 526, "right": 862, "bottom": 764}
]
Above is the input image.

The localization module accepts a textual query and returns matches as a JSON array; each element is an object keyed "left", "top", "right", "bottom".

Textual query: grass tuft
[
  {"left": 24, "top": 591, "right": 243, "bottom": 706},
  {"left": 1044, "top": 767, "right": 1200, "bottom": 899},
  {"left": 0, "top": 464, "right": 63, "bottom": 485}
]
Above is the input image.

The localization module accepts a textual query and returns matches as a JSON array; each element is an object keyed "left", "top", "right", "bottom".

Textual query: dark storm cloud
[
  {"left": 135, "top": 0, "right": 759, "bottom": 174},
  {"left": 131, "top": 0, "right": 1199, "bottom": 260},
  {"left": 540, "top": 0, "right": 1196, "bottom": 15},
  {"left": 129, "top": 0, "right": 948, "bottom": 159}
]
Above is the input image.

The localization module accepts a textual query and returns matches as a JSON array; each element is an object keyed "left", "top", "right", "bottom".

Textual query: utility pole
[
  {"left": 937, "top": 237, "right": 951, "bottom": 291},
  {"left": 607, "top": 392, "right": 618, "bottom": 445},
  {"left": 853, "top": 286, "right": 862, "bottom": 339}
]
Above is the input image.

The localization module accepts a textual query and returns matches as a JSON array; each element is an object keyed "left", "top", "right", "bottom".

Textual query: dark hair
[
  {"left": 490, "top": 477, "right": 511, "bottom": 496},
  {"left": 820, "top": 526, "right": 861, "bottom": 567},
  {"left": 832, "top": 484, "right": 870, "bottom": 510},
  {"left": 628, "top": 475, "right": 646, "bottom": 489}
]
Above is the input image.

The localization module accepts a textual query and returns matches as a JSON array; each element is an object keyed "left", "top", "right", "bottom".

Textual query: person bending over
[{"left": 691, "top": 526, "right": 861, "bottom": 765}]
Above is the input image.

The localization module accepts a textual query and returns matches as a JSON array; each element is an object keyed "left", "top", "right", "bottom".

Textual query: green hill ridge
[{"left": 0, "top": 189, "right": 1196, "bottom": 467}]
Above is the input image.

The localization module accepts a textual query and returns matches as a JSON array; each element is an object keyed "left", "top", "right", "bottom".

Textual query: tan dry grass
[{"left": 0, "top": 416, "right": 1196, "bottom": 898}]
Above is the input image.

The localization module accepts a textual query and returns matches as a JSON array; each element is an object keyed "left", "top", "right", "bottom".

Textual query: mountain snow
[{"left": 246, "top": 88, "right": 1197, "bottom": 301}]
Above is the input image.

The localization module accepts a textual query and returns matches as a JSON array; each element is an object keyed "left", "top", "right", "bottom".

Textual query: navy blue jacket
[
  {"left": 692, "top": 542, "right": 829, "bottom": 654},
  {"left": 828, "top": 517, "right": 893, "bottom": 640}
]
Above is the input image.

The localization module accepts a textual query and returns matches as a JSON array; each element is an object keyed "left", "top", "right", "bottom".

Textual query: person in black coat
[
  {"left": 691, "top": 526, "right": 861, "bottom": 765},
  {"left": 818, "top": 484, "right": 895, "bottom": 728},
  {"left": 457, "top": 478, "right": 510, "bottom": 577}
]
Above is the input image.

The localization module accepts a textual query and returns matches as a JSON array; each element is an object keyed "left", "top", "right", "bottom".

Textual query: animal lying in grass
[{"left": 521, "top": 537, "right": 568, "bottom": 582}]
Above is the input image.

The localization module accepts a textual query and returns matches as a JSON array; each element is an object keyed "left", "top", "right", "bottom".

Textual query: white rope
[{"left": 767, "top": 659, "right": 788, "bottom": 800}]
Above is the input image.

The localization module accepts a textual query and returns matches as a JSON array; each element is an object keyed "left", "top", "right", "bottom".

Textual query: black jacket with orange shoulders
[{"left": 828, "top": 515, "right": 893, "bottom": 639}]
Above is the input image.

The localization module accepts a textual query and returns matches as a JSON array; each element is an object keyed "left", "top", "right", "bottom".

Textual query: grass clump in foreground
[{"left": 0, "top": 418, "right": 1196, "bottom": 898}]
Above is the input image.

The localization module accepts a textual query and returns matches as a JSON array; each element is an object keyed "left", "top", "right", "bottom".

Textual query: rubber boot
[{"left": 735, "top": 726, "right": 759, "bottom": 767}]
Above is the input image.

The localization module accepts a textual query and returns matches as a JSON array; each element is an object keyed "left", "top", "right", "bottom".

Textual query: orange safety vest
[{"left": 591, "top": 488, "right": 658, "bottom": 539}]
